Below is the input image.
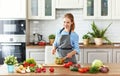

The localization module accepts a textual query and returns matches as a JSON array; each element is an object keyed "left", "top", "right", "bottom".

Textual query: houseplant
[
  {"left": 88, "top": 21, "right": 112, "bottom": 46},
  {"left": 4, "top": 55, "right": 18, "bottom": 73},
  {"left": 48, "top": 34, "right": 55, "bottom": 45},
  {"left": 82, "top": 34, "right": 90, "bottom": 45}
]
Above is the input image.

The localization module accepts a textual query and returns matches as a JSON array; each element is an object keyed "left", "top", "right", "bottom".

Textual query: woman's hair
[{"left": 64, "top": 13, "right": 75, "bottom": 31}]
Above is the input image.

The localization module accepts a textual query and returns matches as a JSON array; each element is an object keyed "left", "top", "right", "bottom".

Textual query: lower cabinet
[
  {"left": 26, "top": 46, "right": 120, "bottom": 64},
  {"left": 77, "top": 48, "right": 84, "bottom": 64},
  {"left": 83, "top": 48, "right": 112, "bottom": 63},
  {"left": 113, "top": 49, "right": 120, "bottom": 63},
  {"left": 26, "top": 48, "right": 45, "bottom": 64}
]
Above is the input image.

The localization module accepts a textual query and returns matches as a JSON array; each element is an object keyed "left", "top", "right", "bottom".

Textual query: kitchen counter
[
  {"left": 26, "top": 43, "right": 120, "bottom": 49},
  {"left": 26, "top": 45, "right": 45, "bottom": 49},
  {"left": 0, "top": 64, "right": 120, "bottom": 76}
]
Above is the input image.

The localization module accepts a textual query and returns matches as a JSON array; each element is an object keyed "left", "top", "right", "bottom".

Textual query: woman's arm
[
  {"left": 67, "top": 33, "right": 80, "bottom": 58},
  {"left": 51, "top": 31, "right": 59, "bottom": 54}
]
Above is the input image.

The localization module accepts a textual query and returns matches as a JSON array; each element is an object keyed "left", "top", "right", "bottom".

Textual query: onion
[{"left": 99, "top": 66, "right": 109, "bottom": 73}]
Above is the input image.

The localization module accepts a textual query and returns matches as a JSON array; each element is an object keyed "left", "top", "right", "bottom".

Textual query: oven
[
  {"left": 0, "top": 35, "right": 26, "bottom": 64},
  {"left": 0, "top": 42, "right": 25, "bottom": 64}
]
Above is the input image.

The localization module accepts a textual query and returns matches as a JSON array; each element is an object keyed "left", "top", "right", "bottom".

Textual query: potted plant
[
  {"left": 88, "top": 21, "right": 112, "bottom": 46},
  {"left": 4, "top": 55, "right": 18, "bottom": 73},
  {"left": 48, "top": 34, "right": 55, "bottom": 45},
  {"left": 82, "top": 34, "right": 90, "bottom": 45}
]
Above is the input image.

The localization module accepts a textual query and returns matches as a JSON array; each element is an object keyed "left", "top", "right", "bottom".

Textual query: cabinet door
[
  {"left": 84, "top": 0, "right": 97, "bottom": 19},
  {"left": 55, "top": 0, "right": 83, "bottom": 8},
  {"left": 112, "top": 0, "right": 120, "bottom": 19},
  {"left": 97, "top": 0, "right": 111, "bottom": 19},
  {"left": 77, "top": 48, "right": 84, "bottom": 64},
  {"left": 42, "top": 0, "right": 55, "bottom": 19},
  {"left": 84, "top": 48, "right": 112, "bottom": 63},
  {"left": 28, "top": 0, "right": 41, "bottom": 19},
  {"left": 84, "top": 0, "right": 111, "bottom": 19},
  {"left": 0, "top": 0, "right": 26, "bottom": 19},
  {"left": 28, "top": 0, "right": 55, "bottom": 19},
  {"left": 26, "top": 48, "right": 45, "bottom": 64},
  {"left": 113, "top": 49, "right": 120, "bottom": 63}
]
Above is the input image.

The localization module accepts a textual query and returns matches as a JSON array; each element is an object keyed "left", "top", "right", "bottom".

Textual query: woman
[{"left": 51, "top": 13, "right": 80, "bottom": 64}]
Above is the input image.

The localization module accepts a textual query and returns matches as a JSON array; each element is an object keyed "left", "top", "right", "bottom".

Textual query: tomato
[
  {"left": 67, "top": 62, "right": 73, "bottom": 66},
  {"left": 23, "top": 61, "right": 29, "bottom": 67},
  {"left": 29, "top": 63, "right": 35, "bottom": 67},
  {"left": 41, "top": 67, "right": 46, "bottom": 72},
  {"left": 35, "top": 68, "right": 42, "bottom": 73},
  {"left": 78, "top": 68, "right": 85, "bottom": 73},
  {"left": 78, "top": 68, "right": 88, "bottom": 73},
  {"left": 49, "top": 67, "right": 54, "bottom": 72},
  {"left": 63, "top": 63, "right": 70, "bottom": 68}
]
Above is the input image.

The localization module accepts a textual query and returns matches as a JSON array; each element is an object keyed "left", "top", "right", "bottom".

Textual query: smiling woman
[{"left": 51, "top": 13, "right": 80, "bottom": 64}]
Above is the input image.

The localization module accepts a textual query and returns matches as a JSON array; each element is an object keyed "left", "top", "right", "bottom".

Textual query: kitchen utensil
[
  {"left": 33, "top": 33, "right": 42, "bottom": 45},
  {"left": 38, "top": 40, "right": 46, "bottom": 46},
  {"left": 62, "top": 56, "right": 68, "bottom": 61}
]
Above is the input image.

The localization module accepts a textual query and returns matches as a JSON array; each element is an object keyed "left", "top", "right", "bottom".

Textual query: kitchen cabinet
[
  {"left": 28, "top": 0, "right": 55, "bottom": 19},
  {"left": 77, "top": 48, "right": 84, "bottom": 64},
  {"left": 112, "top": 0, "right": 120, "bottom": 19},
  {"left": 55, "top": 0, "right": 83, "bottom": 9},
  {"left": 83, "top": 0, "right": 111, "bottom": 19},
  {"left": 26, "top": 48, "right": 45, "bottom": 64},
  {"left": 83, "top": 48, "right": 112, "bottom": 63},
  {"left": 0, "top": 0, "right": 26, "bottom": 19},
  {"left": 113, "top": 49, "right": 120, "bottom": 63}
]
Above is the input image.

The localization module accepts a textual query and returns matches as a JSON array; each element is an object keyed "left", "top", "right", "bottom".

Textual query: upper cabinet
[
  {"left": 84, "top": 0, "right": 111, "bottom": 19},
  {"left": 55, "top": 0, "right": 83, "bottom": 9},
  {"left": 28, "top": 0, "right": 55, "bottom": 20},
  {"left": 0, "top": 0, "right": 26, "bottom": 19},
  {"left": 112, "top": 0, "right": 120, "bottom": 19}
]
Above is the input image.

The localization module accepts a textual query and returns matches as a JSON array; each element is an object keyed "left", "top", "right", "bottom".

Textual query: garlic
[
  {"left": 26, "top": 67, "right": 30, "bottom": 73},
  {"left": 21, "top": 70, "right": 26, "bottom": 74}
]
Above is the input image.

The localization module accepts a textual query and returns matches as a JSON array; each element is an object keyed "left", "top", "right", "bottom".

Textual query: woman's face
[{"left": 63, "top": 17, "right": 73, "bottom": 30}]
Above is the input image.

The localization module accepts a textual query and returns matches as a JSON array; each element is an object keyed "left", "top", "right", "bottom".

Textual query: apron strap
[{"left": 59, "top": 28, "right": 71, "bottom": 35}]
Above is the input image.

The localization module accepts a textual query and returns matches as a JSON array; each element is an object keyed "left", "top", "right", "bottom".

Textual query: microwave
[{"left": 0, "top": 20, "right": 25, "bottom": 35}]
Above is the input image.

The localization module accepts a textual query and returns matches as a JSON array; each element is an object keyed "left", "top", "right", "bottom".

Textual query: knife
[{"left": 62, "top": 56, "right": 68, "bottom": 60}]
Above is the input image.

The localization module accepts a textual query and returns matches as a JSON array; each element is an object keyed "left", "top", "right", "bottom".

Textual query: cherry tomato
[
  {"left": 63, "top": 63, "right": 69, "bottom": 68},
  {"left": 78, "top": 68, "right": 88, "bottom": 73},
  {"left": 49, "top": 67, "right": 54, "bottom": 72},
  {"left": 23, "top": 61, "right": 29, "bottom": 67},
  {"left": 78, "top": 68, "right": 85, "bottom": 73},
  {"left": 41, "top": 67, "right": 46, "bottom": 72},
  {"left": 29, "top": 63, "right": 35, "bottom": 67},
  {"left": 67, "top": 62, "right": 73, "bottom": 66}
]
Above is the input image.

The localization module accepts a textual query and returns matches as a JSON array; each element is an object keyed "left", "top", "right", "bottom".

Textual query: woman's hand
[
  {"left": 51, "top": 46, "right": 56, "bottom": 55},
  {"left": 66, "top": 50, "right": 77, "bottom": 58}
]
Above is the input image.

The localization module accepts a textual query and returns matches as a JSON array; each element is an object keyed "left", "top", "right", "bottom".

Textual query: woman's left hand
[
  {"left": 66, "top": 50, "right": 77, "bottom": 58},
  {"left": 66, "top": 52, "right": 73, "bottom": 58}
]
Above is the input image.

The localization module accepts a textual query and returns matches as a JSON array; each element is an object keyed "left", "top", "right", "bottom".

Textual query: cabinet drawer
[{"left": 29, "top": 51, "right": 45, "bottom": 61}]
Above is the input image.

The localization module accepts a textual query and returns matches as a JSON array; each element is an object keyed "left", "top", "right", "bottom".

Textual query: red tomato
[
  {"left": 23, "top": 62, "right": 29, "bottom": 67},
  {"left": 63, "top": 63, "right": 69, "bottom": 68},
  {"left": 36, "top": 68, "right": 42, "bottom": 73},
  {"left": 67, "top": 62, "right": 73, "bottom": 66},
  {"left": 78, "top": 68, "right": 88, "bottom": 73},
  {"left": 49, "top": 67, "right": 54, "bottom": 72},
  {"left": 41, "top": 67, "right": 46, "bottom": 72},
  {"left": 78, "top": 68, "right": 84, "bottom": 73},
  {"left": 29, "top": 63, "right": 35, "bottom": 67}
]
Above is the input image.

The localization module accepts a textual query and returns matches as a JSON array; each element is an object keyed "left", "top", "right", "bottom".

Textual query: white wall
[{"left": 29, "top": 9, "right": 120, "bottom": 43}]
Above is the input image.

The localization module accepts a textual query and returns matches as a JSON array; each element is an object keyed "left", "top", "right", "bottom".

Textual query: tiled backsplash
[{"left": 29, "top": 9, "right": 120, "bottom": 43}]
